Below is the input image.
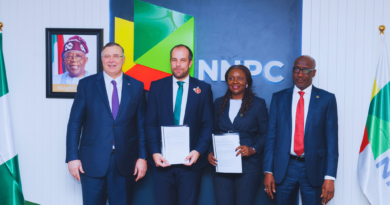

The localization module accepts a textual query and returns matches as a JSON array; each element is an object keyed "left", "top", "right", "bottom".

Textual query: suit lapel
[
  {"left": 116, "top": 74, "right": 133, "bottom": 121},
  {"left": 305, "top": 86, "right": 320, "bottom": 134},
  {"left": 163, "top": 77, "right": 174, "bottom": 123},
  {"left": 284, "top": 87, "right": 294, "bottom": 138},
  {"left": 95, "top": 72, "right": 113, "bottom": 119},
  {"left": 184, "top": 77, "right": 198, "bottom": 123}
]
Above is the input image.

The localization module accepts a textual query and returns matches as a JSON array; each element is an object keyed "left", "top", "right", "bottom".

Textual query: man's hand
[
  {"left": 134, "top": 159, "right": 147, "bottom": 182},
  {"left": 68, "top": 160, "right": 84, "bottom": 181},
  {"left": 264, "top": 173, "right": 276, "bottom": 199},
  {"left": 184, "top": 150, "right": 200, "bottom": 166},
  {"left": 208, "top": 152, "right": 217, "bottom": 166},
  {"left": 321, "top": 179, "right": 335, "bottom": 204},
  {"left": 152, "top": 153, "right": 171, "bottom": 167}
]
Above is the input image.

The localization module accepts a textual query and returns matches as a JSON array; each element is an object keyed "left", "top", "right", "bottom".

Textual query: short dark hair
[
  {"left": 170, "top": 44, "right": 193, "bottom": 61},
  {"left": 101, "top": 42, "right": 124, "bottom": 57}
]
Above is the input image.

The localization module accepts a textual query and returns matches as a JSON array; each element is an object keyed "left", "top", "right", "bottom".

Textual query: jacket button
[
  {"left": 287, "top": 152, "right": 289, "bottom": 155},
  {"left": 110, "top": 141, "right": 113, "bottom": 144},
  {"left": 113, "top": 125, "right": 116, "bottom": 128}
]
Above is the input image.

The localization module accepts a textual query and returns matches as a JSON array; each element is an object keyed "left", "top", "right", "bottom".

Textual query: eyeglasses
[
  {"left": 103, "top": 54, "right": 123, "bottom": 60},
  {"left": 292, "top": 66, "right": 315, "bottom": 75},
  {"left": 65, "top": 54, "right": 85, "bottom": 61}
]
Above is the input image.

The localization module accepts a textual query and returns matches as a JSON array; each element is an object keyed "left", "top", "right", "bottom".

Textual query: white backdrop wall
[
  {"left": 0, "top": 0, "right": 109, "bottom": 204},
  {"left": 0, "top": 0, "right": 389, "bottom": 204},
  {"left": 302, "top": 0, "right": 390, "bottom": 204}
]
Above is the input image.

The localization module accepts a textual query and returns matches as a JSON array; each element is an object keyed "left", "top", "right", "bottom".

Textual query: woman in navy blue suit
[{"left": 208, "top": 65, "right": 269, "bottom": 205}]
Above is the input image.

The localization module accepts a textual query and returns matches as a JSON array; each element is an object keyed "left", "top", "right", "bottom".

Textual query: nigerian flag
[
  {"left": 358, "top": 34, "right": 390, "bottom": 205},
  {"left": 0, "top": 31, "right": 25, "bottom": 204}
]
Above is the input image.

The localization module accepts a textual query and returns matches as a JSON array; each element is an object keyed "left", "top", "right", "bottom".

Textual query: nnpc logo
[
  {"left": 113, "top": 0, "right": 284, "bottom": 90},
  {"left": 114, "top": 0, "right": 194, "bottom": 91},
  {"left": 198, "top": 59, "right": 285, "bottom": 83}
]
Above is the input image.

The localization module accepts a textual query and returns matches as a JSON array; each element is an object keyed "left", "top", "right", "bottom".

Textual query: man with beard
[
  {"left": 145, "top": 44, "right": 214, "bottom": 205},
  {"left": 53, "top": 35, "right": 91, "bottom": 84}
]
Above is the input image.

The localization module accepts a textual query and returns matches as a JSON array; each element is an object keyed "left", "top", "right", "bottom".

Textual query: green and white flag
[
  {"left": 358, "top": 34, "right": 390, "bottom": 204},
  {"left": 0, "top": 30, "right": 25, "bottom": 205}
]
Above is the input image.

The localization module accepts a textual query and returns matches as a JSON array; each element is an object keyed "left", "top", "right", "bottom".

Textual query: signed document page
[
  {"left": 161, "top": 126, "right": 190, "bottom": 165},
  {"left": 213, "top": 133, "right": 242, "bottom": 173}
]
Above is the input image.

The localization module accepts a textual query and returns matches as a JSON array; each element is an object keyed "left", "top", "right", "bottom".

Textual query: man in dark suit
[
  {"left": 145, "top": 44, "right": 214, "bottom": 205},
  {"left": 66, "top": 42, "right": 147, "bottom": 205},
  {"left": 263, "top": 55, "right": 338, "bottom": 205}
]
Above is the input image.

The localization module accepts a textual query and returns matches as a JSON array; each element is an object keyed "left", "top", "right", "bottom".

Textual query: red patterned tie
[{"left": 294, "top": 91, "right": 305, "bottom": 156}]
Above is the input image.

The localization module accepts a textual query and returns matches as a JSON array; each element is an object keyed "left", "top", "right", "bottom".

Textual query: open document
[
  {"left": 161, "top": 125, "right": 190, "bottom": 165},
  {"left": 213, "top": 133, "right": 242, "bottom": 173}
]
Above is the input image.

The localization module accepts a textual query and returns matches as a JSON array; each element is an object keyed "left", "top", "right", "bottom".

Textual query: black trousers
[
  {"left": 213, "top": 171, "right": 262, "bottom": 205},
  {"left": 152, "top": 165, "right": 202, "bottom": 205}
]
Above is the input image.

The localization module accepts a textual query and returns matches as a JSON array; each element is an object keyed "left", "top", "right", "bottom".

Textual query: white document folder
[
  {"left": 161, "top": 125, "right": 190, "bottom": 165},
  {"left": 213, "top": 133, "right": 242, "bottom": 173}
]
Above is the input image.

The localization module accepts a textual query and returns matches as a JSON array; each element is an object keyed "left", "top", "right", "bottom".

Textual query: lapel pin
[
  {"left": 240, "top": 113, "right": 243, "bottom": 117},
  {"left": 193, "top": 86, "right": 201, "bottom": 94},
  {"left": 316, "top": 95, "right": 319, "bottom": 98}
]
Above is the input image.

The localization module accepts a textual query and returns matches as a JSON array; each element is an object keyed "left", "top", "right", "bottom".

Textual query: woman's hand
[
  {"left": 236, "top": 145, "right": 256, "bottom": 157},
  {"left": 208, "top": 152, "right": 218, "bottom": 166}
]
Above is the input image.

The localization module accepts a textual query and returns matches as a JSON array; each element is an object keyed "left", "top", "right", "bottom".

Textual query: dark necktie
[
  {"left": 111, "top": 80, "right": 119, "bottom": 120},
  {"left": 294, "top": 91, "right": 305, "bottom": 156},
  {"left": 174, "top": 81, "right": 184, "bottom": 125}
]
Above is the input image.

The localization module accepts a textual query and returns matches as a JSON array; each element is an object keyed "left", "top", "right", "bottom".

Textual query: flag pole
[{"left": 379, "top": 25, "right": 385, "bottom": 34}]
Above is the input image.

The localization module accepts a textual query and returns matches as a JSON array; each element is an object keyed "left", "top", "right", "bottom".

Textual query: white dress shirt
[
  {"left": 103, "top": 71, "right": 123, "bottom": 150},
  {"left": 229, "top": 99, "right": 242, "bottom": 123},
  {"left": 103, "top": 71, "right": 123, "bottom": 112},
  {"left": 172, "top": 75, "right": 189, "bottom": 125}
]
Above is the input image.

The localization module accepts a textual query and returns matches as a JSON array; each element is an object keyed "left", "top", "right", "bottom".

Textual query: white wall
[
  {"left": 302, "top": 0, "right": 390, "bottom": 204},
  {"left": 0, "top": 0, "right": 109, "bottom": 204},
  {"left": 1, "top": 0, "right": 388, "bottom": 204}
]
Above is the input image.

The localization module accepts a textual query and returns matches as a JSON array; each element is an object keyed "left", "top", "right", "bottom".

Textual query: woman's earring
[{"left": 246, "top": 84, "right": 248, "bottom": 88}]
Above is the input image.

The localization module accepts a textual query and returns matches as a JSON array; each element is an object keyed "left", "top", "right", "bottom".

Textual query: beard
[{"left": 172, "top": 67, "right": 189, "bottom": 79}]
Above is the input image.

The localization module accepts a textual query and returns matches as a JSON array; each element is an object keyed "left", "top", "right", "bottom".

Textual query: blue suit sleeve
[
  {"left": 194, "top": 85, "right": 214, "bottom": 157},
  {"left": 145, "top": 82, "right": 161, "bottom": 155},
  {"left": 252, "top": 99, "right": 269, "bottom": 156},
  {"left": 263, "top": 94, "right": 277, "bottom": 172},
  {"left": 137, "top": 85, "right": 148, "bottom": 159},
  {"left": 208, "top": 100, "right": 220, "bottom": 154},
  {"left": 325, "top": 94, "right": 338, "bottom": 178},
  {"left": 66, "top": 81, "right": 87, "bottom": 163}
]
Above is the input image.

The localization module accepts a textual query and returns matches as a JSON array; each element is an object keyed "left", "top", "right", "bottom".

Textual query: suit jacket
[
  {"left": 65, "top": 72, "right": 147, "bottom": 178},
  {"left": 213, "top": 96, "right": 269, "bottom": 173},
  {"left": 145, "top": 76, "right": 214, "bottom": 170},
  {"left": 263, "top": 86, "right": 338, "bottom": 186}
]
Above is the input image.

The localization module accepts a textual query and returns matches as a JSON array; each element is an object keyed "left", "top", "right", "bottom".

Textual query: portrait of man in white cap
[{"left": 53, "top": 35, "right": 92, "bottom": 84}]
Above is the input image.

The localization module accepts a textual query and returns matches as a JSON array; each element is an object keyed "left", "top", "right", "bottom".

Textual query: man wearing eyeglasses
[
  {"left": 263, "top": 55, "right": 338, "bottom": 205},
  {"left": 66, "top": 42, "right": 147, "bottom": 205},
  {"left": 53, "top": 35, "right": 91, "bottom": 84}
]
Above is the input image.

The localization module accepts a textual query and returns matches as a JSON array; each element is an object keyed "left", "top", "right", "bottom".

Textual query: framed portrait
[{"left": 46, "top": 28, "right": 103, "bottom": 98}]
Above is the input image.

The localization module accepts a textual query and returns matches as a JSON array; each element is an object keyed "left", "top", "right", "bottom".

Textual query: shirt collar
[
  {"left": 103, "top": 71, "right": 123, "bottom": 85},
  {"left": 173, "top": 74, "right": 190, "bottom": 85},
  {"left": 293, "top": 84, "right": 312, "bottom": 95}
]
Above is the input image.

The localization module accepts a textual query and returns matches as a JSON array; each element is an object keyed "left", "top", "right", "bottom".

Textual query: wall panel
[
  {"left": 301, "top": 0, "right": 390, "bottom": 204},
  {"left": 0, "top": 0, "right": 109, "bottom": 204}
]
